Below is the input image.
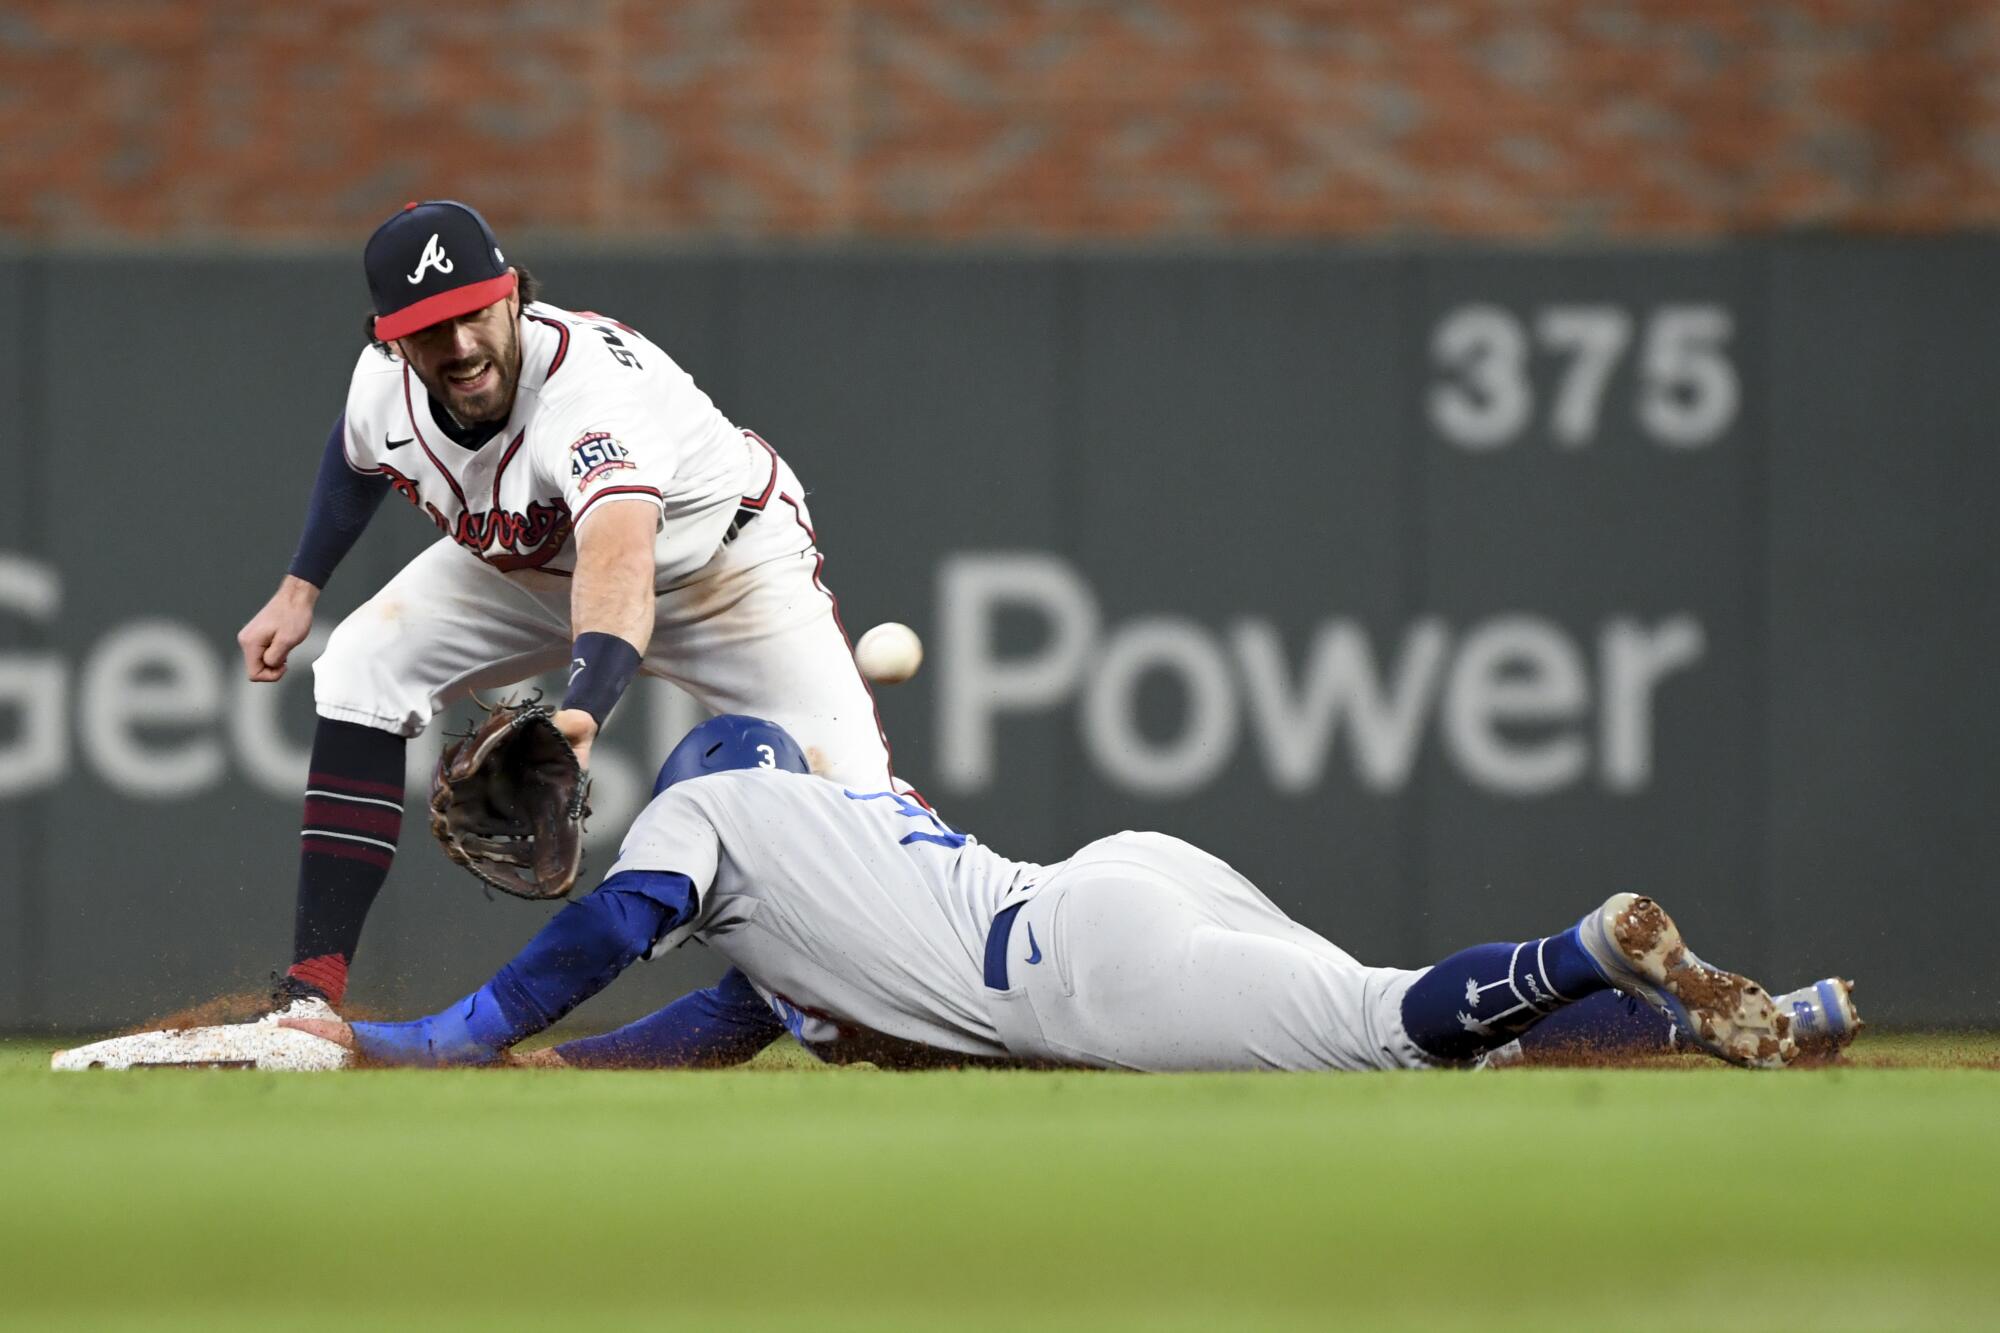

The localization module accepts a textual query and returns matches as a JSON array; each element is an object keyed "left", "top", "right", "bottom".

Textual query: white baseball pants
[
  {"left": 984, "top": 832, "right": 1431, "bottom": 1072},
  {"left": 312, "top": 453, "right": 895, "bottom": 789}
]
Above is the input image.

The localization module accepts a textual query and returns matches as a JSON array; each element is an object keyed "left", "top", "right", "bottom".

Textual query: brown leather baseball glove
[{"left": 429, "top": 699, "right": 591, "bottom": 900}]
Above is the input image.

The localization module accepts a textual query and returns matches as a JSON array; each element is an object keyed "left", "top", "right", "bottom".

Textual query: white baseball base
[{"left": 51, "top": 1023, "right": 352, "bottom": 1072}]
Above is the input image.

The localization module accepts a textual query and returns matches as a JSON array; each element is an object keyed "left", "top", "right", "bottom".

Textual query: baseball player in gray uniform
[
  {"left": 287, "top": 716, "right": 1854, "bottom": 1074},
  {"left": 237, "top": 201, "right": 898, "bottom": 1019}
]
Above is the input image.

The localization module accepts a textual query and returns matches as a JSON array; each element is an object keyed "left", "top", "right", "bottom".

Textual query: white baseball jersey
[
  {"left": 608, "top": 769, "right": 1046, "bottom": 1060},
  {"left": 339, "top": 300, "right": 759, "bottom": 585},
  {"left": 314, "top": 303, "right": 895, "bottom": 782}
]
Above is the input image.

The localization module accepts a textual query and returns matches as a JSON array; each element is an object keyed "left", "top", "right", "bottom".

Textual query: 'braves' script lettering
[{"left": 376, "top": 465, "right": 572, "bottom": 571}]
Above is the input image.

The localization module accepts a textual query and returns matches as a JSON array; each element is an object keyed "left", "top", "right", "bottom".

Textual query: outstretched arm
[
  {"left": 552, "top": 500, "right": 658, "bottom": 768},
  {"left": 530, "top": 968, "right": 784, "bottom": 1069},
  {"left": 238, "top": 415, "right": 390, "bottom": 681},
  {"left": 285, "top": 869, "right": 698, "bottom": 1066}
]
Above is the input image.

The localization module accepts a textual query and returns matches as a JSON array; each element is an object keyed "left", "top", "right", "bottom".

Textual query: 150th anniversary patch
[{"left": 570, "top": 431, "right": 635, "bottom": 491}]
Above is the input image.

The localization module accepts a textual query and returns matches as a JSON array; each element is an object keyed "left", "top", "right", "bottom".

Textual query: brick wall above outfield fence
[{"left": 6, "top": 0, "right": 2000, "bottom": 242}]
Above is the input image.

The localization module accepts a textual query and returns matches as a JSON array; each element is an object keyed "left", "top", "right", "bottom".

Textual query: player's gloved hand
[{"left": 430, "top": 699, "right": 591, "bottom": 900}]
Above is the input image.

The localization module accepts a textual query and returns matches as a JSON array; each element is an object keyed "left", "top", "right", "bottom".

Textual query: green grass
[{"left": 2, "top": 1036, "right": 1996, "bottom": 1331}]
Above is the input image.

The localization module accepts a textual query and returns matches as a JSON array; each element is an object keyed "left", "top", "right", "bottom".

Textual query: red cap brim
[{"left": 373, "top": 272, "right": 518, "bottom": 342}]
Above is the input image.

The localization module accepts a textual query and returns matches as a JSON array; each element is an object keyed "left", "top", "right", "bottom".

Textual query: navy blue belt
[
  {"left": 721, "top": 503, "right": 761, "bottom": 544},
  {"left": 984, "top": 901, "right": 1027, "bottom": 990}
]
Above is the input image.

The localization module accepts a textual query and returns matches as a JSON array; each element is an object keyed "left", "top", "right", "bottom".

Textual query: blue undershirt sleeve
[
  {"left": 349, "top": 870, "right": 699, "bottom": 1067},
  {"left": 554, "top": 968, "right": 784, "bottom": 1069},
  {"left": 287, "top": 414, "right": 391, "bottom": 589}
]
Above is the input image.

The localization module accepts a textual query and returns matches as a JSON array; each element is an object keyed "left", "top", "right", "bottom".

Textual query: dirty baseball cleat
[
  {"left": 261, "top": 974, "right": 339, "bottom": 1024},
  {"left": 1574, "top": 893, "right": 1796, "bottom": 1069},
  {"left": 1773, "top": 977, "right": 1861, "bottom": 1053}
]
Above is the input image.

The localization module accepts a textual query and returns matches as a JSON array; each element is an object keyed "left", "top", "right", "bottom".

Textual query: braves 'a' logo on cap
[{"left": 407, "top": 233, "right": 454, "bottom": 285}]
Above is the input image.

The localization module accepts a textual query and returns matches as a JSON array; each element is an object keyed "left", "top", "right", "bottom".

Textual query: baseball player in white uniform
[
  {"left": 286, "top": 716, "right": 1831, "bottom": 1074},
  {"left": 237, "top": 201, "right": 897, "bottom": 1017}
]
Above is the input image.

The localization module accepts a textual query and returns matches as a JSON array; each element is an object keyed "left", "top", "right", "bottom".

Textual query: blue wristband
[
  {"left": 350, "top": 995, "right": 507, "bottom": 1068},
  {"left": 562, "top": 631, "right": 643, "bottom": 727}
]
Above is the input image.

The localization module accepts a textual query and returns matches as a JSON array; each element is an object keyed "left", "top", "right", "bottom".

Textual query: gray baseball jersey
[
  {"left": 605, "top": 769, "right": 1432, "bottom": 1073},
  {"left": 608, "top": 769, "right": 1045, "bottom": 1060}
]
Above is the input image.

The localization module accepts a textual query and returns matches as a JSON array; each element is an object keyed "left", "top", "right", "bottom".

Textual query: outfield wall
[{"left": 0, "top": 241, "right": 1994, "bottom": 1031}]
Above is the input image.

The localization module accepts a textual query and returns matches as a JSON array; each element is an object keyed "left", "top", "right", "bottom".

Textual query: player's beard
[{"left": 428, "top": 322, "right": 520, "bottom": 427}]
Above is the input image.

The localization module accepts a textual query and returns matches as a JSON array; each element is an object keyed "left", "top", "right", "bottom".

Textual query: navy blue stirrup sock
[
  {"left": 1400, "top": 927, "right": 1609, "bottom": 1063},
  {"left": 1517, "top": 990, "right": 1677, "bottom": 1055},
  {"left": 288, "top": 718, "right": 407, "bottom": 1003}
]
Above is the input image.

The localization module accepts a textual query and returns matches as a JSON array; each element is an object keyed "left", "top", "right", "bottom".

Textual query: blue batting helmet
[{"left": 653, "top": 715, "right": 811, "bottom": 796}]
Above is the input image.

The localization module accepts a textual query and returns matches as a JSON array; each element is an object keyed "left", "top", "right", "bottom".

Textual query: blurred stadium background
[{"left": 1, "top": 0, "right": 1995, "bottom": 1036}]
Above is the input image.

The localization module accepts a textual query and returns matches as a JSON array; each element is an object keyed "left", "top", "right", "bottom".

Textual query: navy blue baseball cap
[
  {"left": 653, "top": 715, "right": 812, "bottom": 797},
  {"left": 365, "top": 200, "right": 517, "bottom": 342}
]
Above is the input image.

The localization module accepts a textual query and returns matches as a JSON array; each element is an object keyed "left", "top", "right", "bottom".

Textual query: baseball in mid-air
[{"left": 854, "top": 622, "right": 924, "bottom": 684}]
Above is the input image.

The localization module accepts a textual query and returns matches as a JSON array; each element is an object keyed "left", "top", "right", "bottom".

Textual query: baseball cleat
[
  {"left": 1773, "top": 978, "right": 1861, "bottom": 1052},
  {"left": 262, "top": 993, "right": 338, "bottom": 1024},
  {"left": 1574, "top": 893, "right": 1796, "bottom": 1069},
  {"left": 261, "top": 973, "right": 339, "bottom": 1024}
]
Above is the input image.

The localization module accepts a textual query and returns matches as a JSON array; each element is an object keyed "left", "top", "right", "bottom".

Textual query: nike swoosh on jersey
[
  {"left": 385, "top": 436, "right": 414, "bottom": 450},
  {"left": 1025, "top": 923, "right": 1043, "bottom": 965}
]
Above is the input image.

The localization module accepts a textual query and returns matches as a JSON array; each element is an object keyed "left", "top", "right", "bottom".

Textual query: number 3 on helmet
[{"left": 652, "top": 714, "right": 811, "bottom": 796}]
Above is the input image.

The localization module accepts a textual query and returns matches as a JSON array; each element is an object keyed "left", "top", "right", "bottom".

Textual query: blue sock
[
  {"left": 1516, "top": 990, "right": 1677, "bottom": 1056},
  {"left": 1400, "top": 927, "right": 1609, "bottom": 1063}
]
